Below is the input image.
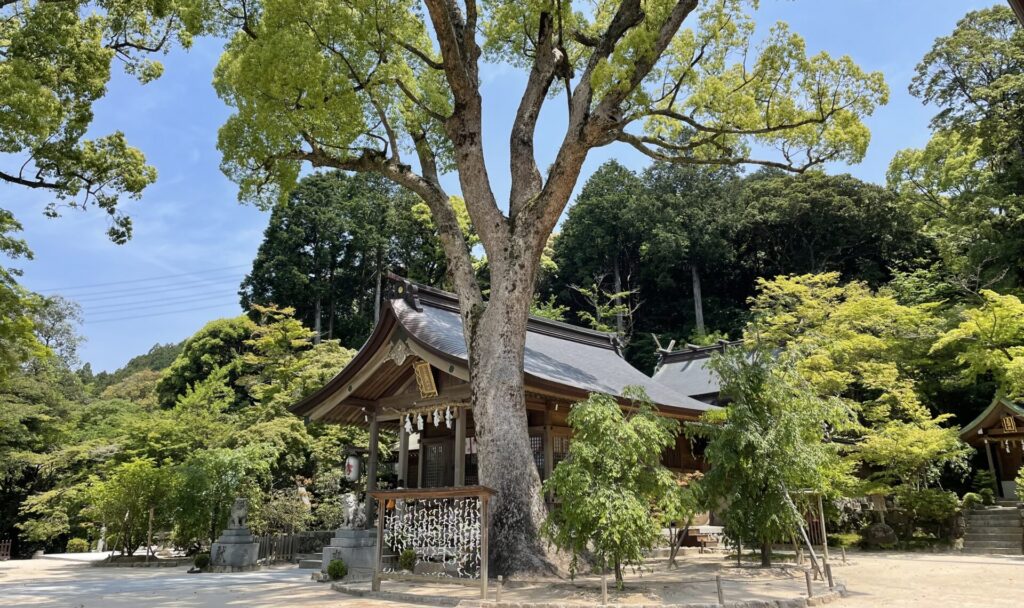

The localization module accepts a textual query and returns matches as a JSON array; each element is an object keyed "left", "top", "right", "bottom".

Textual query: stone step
[
  {"left": 295, "top": 552, "right": 322, "bottom": 561},
  {"left": 961, "top": 546, "right": 1023, "bottom": 555},
  {"left": 967, "top": 521, "right": 1020, "bottom": 529},
  {"left": 298, "top": 559, "right": 322, "bottom": 569},
  {"left": 966, "top": 514, "right": 1020, "bottom": 523},
  {"left": 962, "top": 540, "right": 1019, "bottom": 548},
  {"left": 965, "top": 532, "right": 1022, "bottom": 542}
]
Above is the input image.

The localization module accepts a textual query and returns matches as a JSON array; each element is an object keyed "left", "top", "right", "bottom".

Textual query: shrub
[
  {"left": 398, "top": 549, "right": 417, "bottom": 572},
  {"left": 895, "top": 487, "right": 958, "bottom": 525},
  {"left": 193, "top": 553, "right": 210, "bottom": 570},
  {"left": 827, "top": 532, "right": 861, "bottom": 548},
  {"left": 66, "top": 538, "right": 90, "bottom": 553},
  {"left": 1017, "top": 467, "right": 1024, "bottom": 502},
  {"left": 326, "top": 558, "right": 347, "bottom": 580},
  {"left": 893, "top": 486, "right": 960, "bottom": 542},
  {"left": 979, "top": 487, "right": 995, "bottom": 506},
  {"left": 961, "top": 492, "right": 983, "bottom": 510},
  {"left": 973, "top": 470, "right": 997, "bottom": 493}
]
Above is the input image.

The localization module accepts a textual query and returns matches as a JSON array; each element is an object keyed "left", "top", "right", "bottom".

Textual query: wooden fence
[
  {"left": 256, "top": 530, "right": 333, "bottom": 563},
  {"left": 0, "top": 540, "right": 10, "bottom": 561}
]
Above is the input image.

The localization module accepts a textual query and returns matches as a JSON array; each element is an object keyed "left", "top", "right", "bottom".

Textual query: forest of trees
[{"left": 1, "top": 2, "right": 1022, "bottom": 565}]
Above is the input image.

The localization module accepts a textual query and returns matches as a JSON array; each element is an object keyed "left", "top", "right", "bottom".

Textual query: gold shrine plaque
[
  {"left": 413, "top": 360, "right": 438, "bottom": 398},
  {"left": 1001, "top": 415, "right": 1018, "bottom": 433}
]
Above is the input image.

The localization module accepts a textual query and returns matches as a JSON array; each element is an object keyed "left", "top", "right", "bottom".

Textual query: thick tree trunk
[
  {"left": 314, "top": 297, "right": 322, "bottom": 345},
  {"left": 760, "top": 542, "right": 772, "bottom": 567},
  {"left": 691, "top": 264, "right": 705, "bottom": 337},
  {"left": 465, "top": 273, "right": 554, "bottom": 576}
]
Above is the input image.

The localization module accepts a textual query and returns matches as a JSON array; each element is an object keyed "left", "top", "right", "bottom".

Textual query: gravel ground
[{"left": 0, "top": 550, "right": 1021, "bottom": 607}]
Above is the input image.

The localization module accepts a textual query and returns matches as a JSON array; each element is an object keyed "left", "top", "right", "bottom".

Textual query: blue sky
[{"left": 5, "top": 1, "right": 1001, "bottom": 372}]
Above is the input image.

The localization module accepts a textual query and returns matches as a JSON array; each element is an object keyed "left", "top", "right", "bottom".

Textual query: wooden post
[
  {"left": 841, "top": 546, "right": 847, "bottom": 565},
  {"left": 805, "top": 570, "right": 814, "bottom": 598},
  {"left": 146, "top": 506, "right": 154, "bottom": 563},
  {"left": 715, "top": 574, "right": 724, "bottom": 605},
  {"left": 817, "top": 494, "right": 829, "bottom": 564},
  {"left": 398, "top": 422, "right": 409, "bottom": 485},
  {"left": 496, "top": 575, "right": 503, "bottom": 602},
  {"left": 365, "top": 409, "right": 380, "bottom": 527},
  {"left": 984, "top": 440, "right": 999, "bottom": 497},
  {"left": 543, "top": 405, "right": 553, "bottom": 481},
  {"left": 601, "top": 566, "right": 608, "bottom": 606},
  {"left": 481, "top": 495, "right": 490, "bottom": 600},
  {"left": 372, "top": 500, "right": 385, "bottom": 592},
  {"left": 454, "top": 408, "right": 466, "bottom": 487},
  {"left": 824, "top": 563, "right": 834, "bottom": 590}
]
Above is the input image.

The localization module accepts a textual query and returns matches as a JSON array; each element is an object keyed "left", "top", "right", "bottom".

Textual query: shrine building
[
  {"left": 960, "top": 394, "right": 1024, "bottom": 499},
  {"left": 290, "top": 276, "right": 714, "bottom": 518}
]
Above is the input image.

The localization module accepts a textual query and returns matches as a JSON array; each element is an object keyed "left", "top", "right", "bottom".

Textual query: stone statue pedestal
[
  {"left": 210, "top": 498, "right": 260, "bottom": 573},
  {"left": 319, "top": 528, "right": 376, "bottom": 581}
]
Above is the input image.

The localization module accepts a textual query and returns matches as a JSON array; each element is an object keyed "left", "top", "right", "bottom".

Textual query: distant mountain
[{"left": 90, "top": 342, "right": 183, "bottom": 391}]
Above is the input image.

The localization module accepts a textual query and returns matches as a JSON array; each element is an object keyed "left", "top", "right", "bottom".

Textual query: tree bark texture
[{"left": 691, "top": 265, "right": 705, "bottom": 336}]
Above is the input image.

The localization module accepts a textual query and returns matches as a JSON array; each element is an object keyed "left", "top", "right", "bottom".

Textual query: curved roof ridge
[{"left": 388, "top": 274, "right": 620, "bottom": 351}]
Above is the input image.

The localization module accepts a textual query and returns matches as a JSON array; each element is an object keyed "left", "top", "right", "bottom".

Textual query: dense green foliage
[
  {"left": 0, "top": 300, "right": 373, "bottom": 558},
  {"left": 546, "top": 164, "right": 927, "bottom": 372},
  {"left": 687, "top": 347, "right": 850, "bottom": 567},
  {"left": 543, "top": 388, "right": 693, "bottom": 584},
  {"left": 889, "top": 5, "right": 1024, "bottom": 292},
  {"left": 240, "top": 171, "right": 468, "bottom": 347}
]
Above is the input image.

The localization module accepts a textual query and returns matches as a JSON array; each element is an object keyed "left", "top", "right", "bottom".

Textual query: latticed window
[
  {"left": 530, "top": 435, "right": 544, "bottom": 474},
  {"left": 423, "top": 442, "right": 451, "bottom": 487},
  {"left": 552, "top": 436, "right": 570, "bottom": 466}
]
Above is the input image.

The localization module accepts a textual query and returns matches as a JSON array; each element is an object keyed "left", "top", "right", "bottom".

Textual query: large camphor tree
[{"left": 206, "top": 0, "right": 886, "bottom": 574}]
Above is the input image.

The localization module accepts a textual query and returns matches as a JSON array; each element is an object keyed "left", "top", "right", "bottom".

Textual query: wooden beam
[
  {"left": 377, "top": 385, "right": 472, "bottom": 410},
  {"left": 454, "top": 407, "right": 467, "bottom": 486},
  {"left": 398, "top": 423, "right": 410, "bottom": 486},
  {"left": 307, "top": 341, "right": 393, "bottom": 421},
  {"left": 543, "top": 403, "right": 553, "bottom": 482},
  {"left": 1011, "top": 0, "right": 1024, "bottom": 26},
  {"left": 365, "top": 410, "right": 380, "bottom": 528}
]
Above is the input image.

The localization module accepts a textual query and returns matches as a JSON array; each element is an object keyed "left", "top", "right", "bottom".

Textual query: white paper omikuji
[
  {"left": 433, "top": 409, "right": 442, "bottom": 427},
  {"left": 445, "top": 406, "right": 453, "bottom": 429},
  {"left": 383, "top": 495, "right": 483, "bottom": 579},
  {"left": 417, "top": 414, "right": 424, "bottom": 431},
  {"left": 404, "top": 415, "right": 414, "bottom": 435}
]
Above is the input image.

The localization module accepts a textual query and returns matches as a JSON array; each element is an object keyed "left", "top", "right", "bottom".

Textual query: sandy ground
[
  {"left": 0, "top": 554, "right": 417, "bottom": 608},
  {"left": 0, "top": 550, "right": 1021, "bottom": 607},
  {"left": 835, "top": 552, "right": 1024, "bottom": 608}
]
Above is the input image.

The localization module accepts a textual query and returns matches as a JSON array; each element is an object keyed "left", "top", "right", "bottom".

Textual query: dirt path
[
  {"left": 836, "top": 552, "right": 1024, "bottom": 608},
  {"left": 1, "top": 550, "right": 1021, "bottom": 607}
]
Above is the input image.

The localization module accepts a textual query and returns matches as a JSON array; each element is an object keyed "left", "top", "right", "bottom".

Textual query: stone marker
[{"left": 210, "top": 497, "right": 260, "bottom": 572}]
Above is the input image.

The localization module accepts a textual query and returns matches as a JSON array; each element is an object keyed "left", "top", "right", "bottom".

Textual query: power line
[
  {"left": 82, "top": 303, "right": 243, "bottom": 325},
  {"left": 82, "top": 291, "right": 241, "bottom": 313},
  {"left": 38, "top": 264, "right": 250, "bottom": 293},
  {"left": 61, "top": 272, "right": 248, "bottom": 302}
]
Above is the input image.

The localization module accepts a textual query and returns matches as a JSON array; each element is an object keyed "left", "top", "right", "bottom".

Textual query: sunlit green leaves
[
  {"left": 542, "top": 388, "right": 683, "bottom": 583},
  {"left": 932, "top": 289, "right": 1024, "bottom": 399},
  {"left": 0, "top": 1, "right": 200, "bottom": 241}
]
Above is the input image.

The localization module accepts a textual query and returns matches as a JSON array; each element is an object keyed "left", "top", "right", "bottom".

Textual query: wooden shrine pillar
[
  {"left": 454, "top": 407, "right": 467, "bottom": 486},
  {"left": 984, "top": 439, "right": 998, "bottom": 494},
  {"left": 543, "top": 404, "right": 554, "bottom": 481},
  {"left": 398, "top": 422, "right": 410, "bottom": 486},
  {"left": 365, "top": 408, "right": 380, "bottom": 527}
]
